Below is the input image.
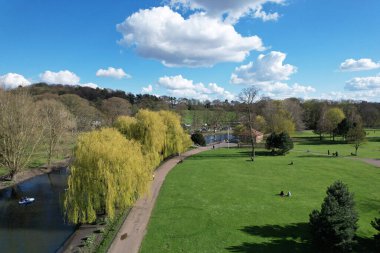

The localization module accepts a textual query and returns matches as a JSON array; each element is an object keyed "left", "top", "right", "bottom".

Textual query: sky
[{"left": 1, "top": 0, "right": 380, "bottom": 101}]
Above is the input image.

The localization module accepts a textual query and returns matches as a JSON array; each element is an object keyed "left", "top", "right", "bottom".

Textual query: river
[{"left": 0, "top": 168, "right": 75, "bottom": 253}]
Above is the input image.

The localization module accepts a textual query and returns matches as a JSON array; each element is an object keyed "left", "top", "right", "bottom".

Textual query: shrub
[
  {"left": 371, "top": 213, "right": 380, "bottom": 248},
  {"left": 309, "top": 181, "right": 358, "bottom": 252},
  {"left": 265, "top": 132, "right": 293, "bottom": 155},
  {"left": 191, "top": 131, "right": 206, "bottom": 146}
]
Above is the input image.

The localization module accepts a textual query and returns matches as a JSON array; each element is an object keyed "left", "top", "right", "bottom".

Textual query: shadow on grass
[
  {"left": 226, "top": 223, "right": 314, "bottom": 253},
  {"left": 226, "top": 223, "right": 378, "bottom": 253}
]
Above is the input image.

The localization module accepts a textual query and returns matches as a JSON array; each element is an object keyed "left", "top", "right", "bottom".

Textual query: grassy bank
[{"left": 140, "top": 147, "right": 380, "bottom": 252}]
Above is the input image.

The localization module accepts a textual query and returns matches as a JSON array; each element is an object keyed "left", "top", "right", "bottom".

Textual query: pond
[
  {"left": 204, "top": 133, "right": 236, "bottom": 144},
  {"left": 0, "top": 168, "right": 75, "bottom": 253}
]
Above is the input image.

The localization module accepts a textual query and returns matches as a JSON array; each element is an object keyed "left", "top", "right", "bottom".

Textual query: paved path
[{"left": 108, "top": 142, "right": 234, "bottom": 253}]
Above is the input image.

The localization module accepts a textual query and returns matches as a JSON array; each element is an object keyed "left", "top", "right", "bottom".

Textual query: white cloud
[
  {"left": 253, "top": 5, "right": 280, "bottom": 21},
  {"left": 116, "top": 6, "right": 264, "bottom": 67},
  {"left": 0, "top": 73, "right": 31, "bottom": 89},
  {"left": 231, "top": 51, "right": 297, "bottom": 84},
  {"left": 320, "top": 90, "right": 380, "bottom": 102},
  {"left": 345, "top": 74, "right": 380, "bottom": 91},
  {"left": 142, "top": 84, "right": 153, "bottom": 93},
  {"left": 169, "top": 0, "right": 284, "bottom": 23},
  {"left": 340, "top": 58, "right": 380, "bottom": 72},
  {"left": 158, "top": 75, "right": 235, "bottom": 100},
  {"left": 81, "top": 82, "right": 99, "bottom": 89},
  {"left": 40, "top": 70, "right": 99, "bottom": 88},
  {"left": 40, "top": 70, "right": 80, "bottom": 85},
  {"left": 96, "top": 67, "right": 131, "bottom": 79}
]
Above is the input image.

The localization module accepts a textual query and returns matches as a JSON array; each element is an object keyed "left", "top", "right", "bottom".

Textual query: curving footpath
[{"left": 108, "top": 142, "right": 234, "bottom": 253}]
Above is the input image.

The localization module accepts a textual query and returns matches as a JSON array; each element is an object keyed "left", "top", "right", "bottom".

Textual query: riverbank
[{"left": 0, "top": 158, "right": 71, "bottom": 190}]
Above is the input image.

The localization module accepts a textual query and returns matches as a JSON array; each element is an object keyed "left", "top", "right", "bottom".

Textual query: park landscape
[
  {"left": 1, "top": 1, "right": 380, "bottom": 253},
  {"left": 141, "top": 130, "right": 380, "bottom": 253}
]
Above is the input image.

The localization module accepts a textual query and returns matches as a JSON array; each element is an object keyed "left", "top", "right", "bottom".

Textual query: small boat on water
[{"left": 18, "top": 197, "right": 35, "bottom": 205}]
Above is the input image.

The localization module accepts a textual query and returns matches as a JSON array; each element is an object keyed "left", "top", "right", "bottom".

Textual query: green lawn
[{"left": 140, "top": 147, "right": 380, "bottom": 253}]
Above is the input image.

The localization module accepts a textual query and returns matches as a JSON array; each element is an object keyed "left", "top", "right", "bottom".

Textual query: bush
[
  {"left": 265, "top": 132, "right": 293, "bottom": 155},
  {"left": 309, "top": 181, "right": 358, "bottom": 252},
  {"left": 191, "top": 131, "right": 206, "bottom": 146},
  {"left": 371, "top": 213, "right": 380, "bottom": 248}
]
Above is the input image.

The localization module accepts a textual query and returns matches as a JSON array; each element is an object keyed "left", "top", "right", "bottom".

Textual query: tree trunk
[{"left": 355, "top": 145, "right": 358, "bottom": 155}]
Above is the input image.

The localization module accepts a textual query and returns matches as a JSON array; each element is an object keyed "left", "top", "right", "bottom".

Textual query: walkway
[{"left": 108, "top": 142, "right": 234, "bottom": 253}]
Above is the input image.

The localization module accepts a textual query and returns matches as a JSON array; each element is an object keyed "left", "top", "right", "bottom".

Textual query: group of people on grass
[{"left": 279, "top": 190, "right": 291, "bottom": 197}]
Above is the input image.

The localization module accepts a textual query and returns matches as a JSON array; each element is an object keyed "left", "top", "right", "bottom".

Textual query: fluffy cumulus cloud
[
  {"left": 158, "top": 75, "right": 235, "bottom": 100},
  {"left": 116, "top": 6, "right": 264, "bottom": 67},
  {"left": 230, "top": 51, "right": 316, "bottom": 98},
  {"left": 96, "top": 67, "right": 131, "bottom": 79},
  {"left": 142, "top": 84, "right": 153, "bottom": 93},
  {"left": 40, "top": 70, "right": 98, "bottom": 88},
  {"left": 40, "top": 70, "right": 80, "bottom": 85},
  {"left": 340, "top": 58, "right": 380, "bottom": 72},
  {"left": 345, "top": 74, "right": 380, "bottom": 91},
  {"left": 231, "top": 51, "right": 297, "bottom": 84},
  {"left": 0, "top": 73, "right": 31, "bottom": 89},
  {"left": 169, "top": 0, "right": 284, "bottom": 23}
]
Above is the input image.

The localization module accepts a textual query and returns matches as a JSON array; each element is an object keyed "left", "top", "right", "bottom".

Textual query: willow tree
[
  {"left": 131, "top": 110, "right": 166, "bottom": 170},
  {"left": 159, "top": 111, "right": 192, "bottom": 157},
  {"left": 113, "top": 115, "right": 138, "bottom": 140},
  {"left": 64, "top": 128, "right": 150, "bottom": 224}
]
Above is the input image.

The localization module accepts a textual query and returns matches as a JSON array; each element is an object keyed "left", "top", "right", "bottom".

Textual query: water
[
  {"left": 204, "top": 133, "right": 236, "bottom": 144},
  {"left": 0, "top": 168, "right": 75, "bottom": 253}
]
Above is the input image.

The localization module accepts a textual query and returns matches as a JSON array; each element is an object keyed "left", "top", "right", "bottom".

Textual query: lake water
[
  {"left": 0, "top": 168, "right": 75, "bottom": 253},
  {"left": 204, "top": 133, "right": 235, "bottom": 144}
]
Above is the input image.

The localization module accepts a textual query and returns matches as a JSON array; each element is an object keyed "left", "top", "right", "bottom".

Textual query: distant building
[{"left": 252, "top": 129, "right": 264, "bottom": 143}]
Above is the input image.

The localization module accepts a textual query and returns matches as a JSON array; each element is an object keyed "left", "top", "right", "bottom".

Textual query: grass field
[{"left": 140, "top": 146, "right": 380, "bottom": 252}]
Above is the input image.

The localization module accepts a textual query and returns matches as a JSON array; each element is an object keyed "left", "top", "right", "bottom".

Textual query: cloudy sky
[{"left": 1, "top": 0, "right": 380, "bottom": 101}]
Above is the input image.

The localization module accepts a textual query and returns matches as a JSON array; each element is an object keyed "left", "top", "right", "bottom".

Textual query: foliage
[
  {"left": 191, "top": 131, "right": 206, "bottom": 146},
  {"left": 159, "top": 111, "right": 192, "bottom": 156},
  {"left": 325, "top": 107, "right": 345, "bottom": 139},
  {"left": 371, "top": 213, "right": 380, "bottom": 246},
  {"left": 0, "top": 90, "right": 44, "bottom": 178},
  {"left": 346, "top": 124, "right": 366, "bottom": 155},
  {"left": 309, "top": 181, "right": 358, "bottom": 252},
  {"left": 265, "top": 132, "right": 294, "bottom": 155},
  {"left": 101, "top": 97, "right": 131, "bottom": 125},
  {"left": 64, "top": 128, "right": 151, "bottom": 224}
]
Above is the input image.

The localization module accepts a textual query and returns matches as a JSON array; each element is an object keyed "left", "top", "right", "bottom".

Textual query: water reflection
[{"left": 0, "top": 168, "right": 75, "bottom": 253}]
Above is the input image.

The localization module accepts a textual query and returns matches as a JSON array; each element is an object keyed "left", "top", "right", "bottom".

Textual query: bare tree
[
  {"left": 239, "top": 87, "right": 259, "bottom": 161},
  {"left": 0, "top": 90, "right": 44, "bottom": 179},
  {"left": 37, "top": 99, "right": 76, "bottom": 166},
  {"left": 101, "top": 97, "right": 132, "bottom": 125}
]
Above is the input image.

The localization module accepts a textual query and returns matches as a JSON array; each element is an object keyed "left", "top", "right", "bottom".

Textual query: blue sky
[{"left": 1, "top": 0, "right": 380, "bottom": 101}]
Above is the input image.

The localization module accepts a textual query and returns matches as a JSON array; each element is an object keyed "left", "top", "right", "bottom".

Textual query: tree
[
  {"left": 325, "top": 107, "right": 345, "bottom": 141},
  {"left": 309, "top": 181, "right": 358, "bottom": 252},
  {"left": 101, "top": 97, "right": 131, "bottom": 125},
  {"left": 64, "top": 128, "right": 151, "bottom": 224},
  {"left": 191, "top": 131, "right": 206, "bottom": 146},
  {"left": 159, "top": 111, "right": 192, "bottom": 156},
  {"left": 59, "top": 94, "right": 105, "bottom": 131},
  {"left": 0, "top": 90, "right": 44, "bottom": 179},
  {"left": 334, "top": 118, "right": 350, "bottom": 140},
  {"left": 346, "top": 123, "right": 366, "bottom": 155},
  {"left": 265, "top": 132, "right": 294, "bottom": 155},
  {"left": 239, "top": 87, "right": 259, "bottom": 161},
  {"left": 371, "top": 212, "right": 380, "bottom": 247},
  {"left": 37, "top": 99, "right": 76, "bottom": 165},
  {"left": 262, "top": 100, "right": 295, "bottom": 134}
]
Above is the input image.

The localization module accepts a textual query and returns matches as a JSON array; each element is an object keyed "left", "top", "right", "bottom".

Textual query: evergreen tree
[
  {"left": 265, "top": 132, "right": 293, "bottom": 155},
  {"left": 191, "top": 131, "right": 206, "bottom": 146},
  {"left": 309, "top": 181, "right": 358, "bottom": 252}
]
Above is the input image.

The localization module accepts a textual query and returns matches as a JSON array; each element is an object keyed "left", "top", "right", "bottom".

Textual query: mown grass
[{"left": 140, "top": 147, "right": 380, "bottom": 253}]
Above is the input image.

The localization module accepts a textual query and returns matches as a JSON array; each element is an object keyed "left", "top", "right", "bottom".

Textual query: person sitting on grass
[
  {"left": 287, "top": 191, "right": 292, "bottom": 197},
  {"left": 280, "top": 191, "right": 285, "bottom": 197}
]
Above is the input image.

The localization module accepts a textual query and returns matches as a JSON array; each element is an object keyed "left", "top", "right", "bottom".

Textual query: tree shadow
[
  {"left": 226, "top": 223, "right": 315, "bottom": 253},
  {"left": 226, "top": 223, "right": 378, "bottom": 253}
]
